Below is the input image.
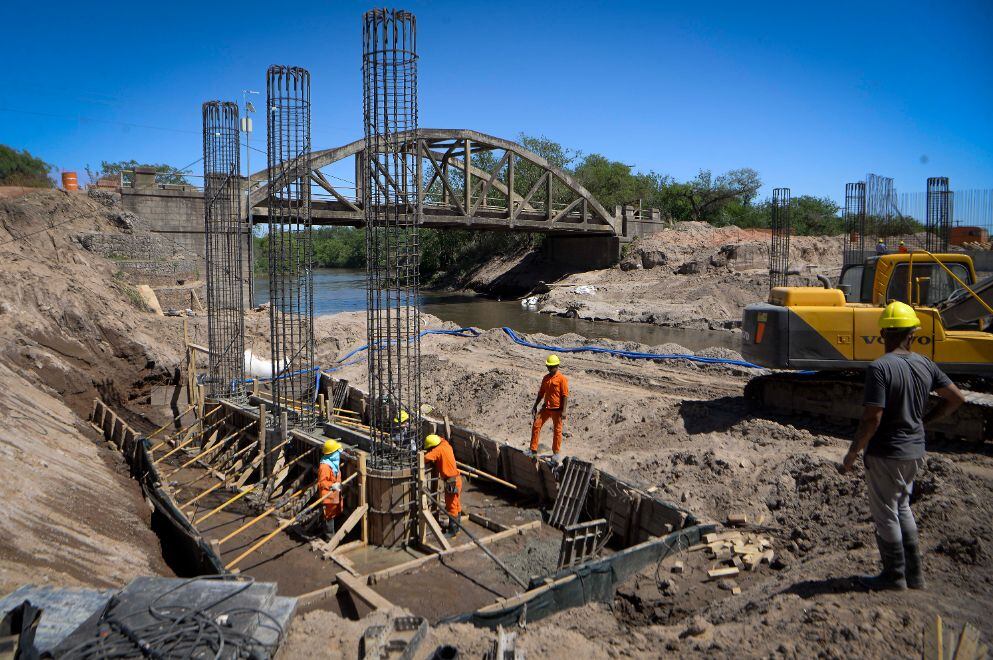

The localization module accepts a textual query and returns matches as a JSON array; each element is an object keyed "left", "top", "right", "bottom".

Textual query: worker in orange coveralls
[
  {"left": 424, "top": 434, "right": 462, "bottom": 537},
  {"left": 316, "top": 439, "right": 344, "bottom": 541},
  {"left": 528, "top": 354, "right": 569, "bottom": 464}
]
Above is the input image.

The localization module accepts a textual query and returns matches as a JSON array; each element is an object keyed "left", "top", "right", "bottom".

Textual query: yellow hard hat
[
  {"left": 878, "top": 238, "right": 885, "bottom": 243},
  {"left": 545, "top": 354, "right": 560, "bottom": 367},
  {"left": 424, "top": 434, "right": 442, "bottom": 449},
  {"left": 322, "top": 439, "right": 342, "bottom": 455},
  {"left": 899, "top": 241, "right": 905, "bottom": 245},
  {"left": 879, "top": 301, "right": 920, "bottom": 330},
  {"left": 394, "top": 410, "right": 409, "bottom": 424}
]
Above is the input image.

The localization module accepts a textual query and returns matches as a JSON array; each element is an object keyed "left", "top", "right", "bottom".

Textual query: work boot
[
  {"left": 445, "top": 519, "right": 460, "bottom": 538},
  {"left": 903, "top": 533, "right": 926, "bottom": 590},
  {"left": 322, "top": 518, "right": 335, "bottom": 542},
  {"left": 551, "top": 453, "right": 562, "bottom": 465},
  {"left": 858, "top": 534, "right": 907, "bottom": 591}
]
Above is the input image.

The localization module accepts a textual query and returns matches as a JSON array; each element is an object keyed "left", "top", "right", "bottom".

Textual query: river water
[{"left": 255, "top": 269, "right": 738, "bottom": 352}]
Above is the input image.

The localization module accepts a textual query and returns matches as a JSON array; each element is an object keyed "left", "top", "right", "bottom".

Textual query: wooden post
[
  {"left": 417, "top": 452, "right": 427, "bottom": 544},
  {"left": 318, "top": 394, "right": 326, "bottom": 420},
  {"left": 358, "top": 452, "right": 368, "bottom": 545},
  {"left": 257, "top": 403, "right": 267, "bottom": 467}
]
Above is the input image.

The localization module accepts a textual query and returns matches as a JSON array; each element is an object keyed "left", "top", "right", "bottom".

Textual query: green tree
[
  {"left": 664, "top": 168, "right": 762, "bottom": 222},
  {"left": 574, "top": 154, "right": 658, "bottom": 211},
  {"left": 790, "top": 195, "right": 843, "bottom": 235},
  {"left": 0, "top": 145, "right": 53, "bottom": 187},
  {"left": 85, "top": 160, "right": 190, "bottom": 186}
]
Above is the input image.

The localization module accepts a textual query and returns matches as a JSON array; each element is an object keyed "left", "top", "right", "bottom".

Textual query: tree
[
  {"left": 668, "top": 168, "right": 762, "bottom": 222},
  {"left": 574, "top": 154, "right": 657, "bottom": 211},
  {"left": 0, "top": 145, "right": 53, "bottom": 187},
  {"left": 790, "top": 195, "right": 843, "bottom": 235},
  {"left": 85, "top": 160, "right": 190, "bottom": 186}
]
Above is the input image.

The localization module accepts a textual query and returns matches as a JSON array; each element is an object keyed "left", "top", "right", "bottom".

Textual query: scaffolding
[
  {"left": 362, "top": 9, "right": 421, "bottom": 470},
  {"left": 266, "top": 65, "right": 316, "bottom": 429},
  {"left": 926, "top": 176, "right": 952, "bottom": 252},
  {"left": 769, "top": 187, "right": 791, "bottom": 290},
  {"left": 202, "top": 101, "right": 246, "bottom": 400},
  {"left": 843, "top": 181, "right": 866, "bottom": 267}
]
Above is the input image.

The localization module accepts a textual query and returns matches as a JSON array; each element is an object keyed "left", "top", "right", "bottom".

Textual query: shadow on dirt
[{"left": 781, "top": 576, "right": 870, "bottom": 599}]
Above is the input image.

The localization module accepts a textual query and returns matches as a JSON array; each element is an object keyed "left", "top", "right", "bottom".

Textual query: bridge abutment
[{"left": 545, "top": 234, "right": 620, "bottom": 269}]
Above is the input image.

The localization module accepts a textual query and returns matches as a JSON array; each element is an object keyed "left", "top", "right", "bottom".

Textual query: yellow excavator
[{"left": 741, "top": 251, "right": 993, "bottom": 442}]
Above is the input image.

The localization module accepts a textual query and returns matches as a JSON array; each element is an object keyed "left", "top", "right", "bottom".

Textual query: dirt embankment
[
  {"left": 460, "top": 222, "right": 845, "bottom": 331},
  {"left": 0, "top": 189, "right": 191, "bottom": 591},
  {"left": 303, "top": 312, "right": 993, "bottom": 658}
]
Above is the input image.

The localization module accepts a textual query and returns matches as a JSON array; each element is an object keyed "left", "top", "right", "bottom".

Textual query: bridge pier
[{"left": 545, "top": 235, "right": 620, "bottom": 270}]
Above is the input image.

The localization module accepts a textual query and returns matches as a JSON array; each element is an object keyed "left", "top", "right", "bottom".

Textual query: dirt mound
[{"left": 0, "top": 189, "right": 185, "bottom": 589}]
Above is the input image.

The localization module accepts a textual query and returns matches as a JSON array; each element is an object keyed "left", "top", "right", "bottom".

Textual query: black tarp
[{"left": 442, "top": 523, "right": 717, "bottom": 629}]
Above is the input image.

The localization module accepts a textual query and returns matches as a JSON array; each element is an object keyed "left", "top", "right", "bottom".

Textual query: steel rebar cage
[
  {"left": 770, "top": 187, "right": 791, "bottom": 290},
  {"left": 202, "top": 101, "right": 247, "bottom": 401},
  {"left": 926, "top": 176, "right": 952, "bottom": 253},
  {"left": 266, "top": 65, "right": 316, "bottom": 429},
  {"left": 362, "top": 9, "right": 421, "bottom": 470}
]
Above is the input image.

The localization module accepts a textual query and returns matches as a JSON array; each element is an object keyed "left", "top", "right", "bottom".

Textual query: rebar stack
[
  {"left": 769, "top": 188, "right": 791, "bottom": 290},
  {"left": 843, "top": 182, "right": 866, "bottom": 267},
  {"left": 202, "top": 101, "right": 246, "bottom": 400},
  {"left": 926, "top": 177, "right": 952, "bottom": 252},
  {"left": 362, "top": 9, "right": 421, "bottom": 470},
  {"left": 266, "top": 66, "right": 316, "bottom": 429}
]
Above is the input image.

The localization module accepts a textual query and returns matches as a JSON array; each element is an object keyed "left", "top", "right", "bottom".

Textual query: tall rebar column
[
  {"left": 769, "top": 187, "right": 791, "bottom": 290},
  {"left": 202, "top": 101, "right": 246, "bottom": 400},
  {"left": 363, "top": 9, "right": 421, "bottom": 472},
  {"left": 926, "top": 176, "right": 952, "bottom": 252},
  {"left": 843, "top": 182, "right": 866, "bottom": 267},
  {"left": 866, "top": 173, "right": 898, "bottom": 246},
  {"left": 266, "top": 66, "right": 316, "bottom": 429}
]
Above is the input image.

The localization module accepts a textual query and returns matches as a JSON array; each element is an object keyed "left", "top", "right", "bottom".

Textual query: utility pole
[{"left": 242, "top": 89, "right": 259, "bottom": 306}]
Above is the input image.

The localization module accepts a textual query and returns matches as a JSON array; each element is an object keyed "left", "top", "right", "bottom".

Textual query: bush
[{"left": 0, "top": 145, "right": 53, "bottom": 187}]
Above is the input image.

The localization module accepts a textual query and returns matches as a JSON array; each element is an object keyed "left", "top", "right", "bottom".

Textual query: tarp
[
  {"left": 121, "top": 428, "right": 226, "bottom": 575},
  {"left": 442, "top": 523, "right": 717, "bottom": 629}
]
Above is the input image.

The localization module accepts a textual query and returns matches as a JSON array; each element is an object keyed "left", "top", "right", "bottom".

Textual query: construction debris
[{"left": 693, "top": 529, "right": 775, "bottom": 577}]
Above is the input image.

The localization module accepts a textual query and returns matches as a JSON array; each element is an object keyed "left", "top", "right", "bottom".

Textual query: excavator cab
[{"left": 839, "top": 254, "right": 976, "bottom": 306}]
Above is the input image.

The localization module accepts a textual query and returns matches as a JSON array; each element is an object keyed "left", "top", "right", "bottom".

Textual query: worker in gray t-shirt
[{"left": 839, "top": 301, "right": 964, "bottom": 591}]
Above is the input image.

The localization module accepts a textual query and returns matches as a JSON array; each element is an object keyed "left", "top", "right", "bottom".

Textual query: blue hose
[
  {"left": 499, "top": 326, "right": 762, "bottom": 369},
  {"left": 329, "top": 325, "right": 760, "bottom": 370}
]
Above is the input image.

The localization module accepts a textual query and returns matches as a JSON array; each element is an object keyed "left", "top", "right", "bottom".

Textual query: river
[{"left": 255, "top": 269, "right": 739, "bottom": 352}]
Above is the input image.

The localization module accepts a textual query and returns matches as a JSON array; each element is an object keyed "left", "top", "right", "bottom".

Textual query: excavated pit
[{"left": 91, "top": 377, "right": 711, "bottom": 628}]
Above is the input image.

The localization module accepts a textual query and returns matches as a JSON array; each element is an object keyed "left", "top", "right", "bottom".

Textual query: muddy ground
[{"left": 0, "top": 189, "right": 990, "bottom": 657}]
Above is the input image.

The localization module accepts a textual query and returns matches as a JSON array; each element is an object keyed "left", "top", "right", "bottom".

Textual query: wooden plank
[
  {"left": 923, "top": 615, "right": 943, "bottom": 660},
  {"left": 468, "top": 512, "right": 508, "bottom": 533},
  {"left": 296, "top": 583, "right": 339, "bottom": 609},
  {"left": 955, "top": 623, "right": 981, "bottom": 660},
  {"left": 320, "top": 504, "right": 369, "bottom": 556},
  {"left": 421, "top": 510, "right": 454, "bottom": 551},
  {"left": 337, "top": 572, "right": 393, "bottom": 618},
  {"left": 707, "top": 567, "right": 739, "bottom": 579}
]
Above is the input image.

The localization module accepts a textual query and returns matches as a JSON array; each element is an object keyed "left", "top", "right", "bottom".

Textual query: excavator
[{"left": 741, "top": 251, "right": 993, "bottom": 442}]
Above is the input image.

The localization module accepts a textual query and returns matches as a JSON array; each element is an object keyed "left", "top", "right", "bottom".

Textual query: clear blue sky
[{"left": 2, "top": 0, "right": 991, "bottom": 202}]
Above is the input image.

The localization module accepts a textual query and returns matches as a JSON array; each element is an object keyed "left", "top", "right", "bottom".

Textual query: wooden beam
[
  {"left": 337, "top": 572, "right": 393, "bottom": 617},
  {"left": 421, "top": 509, "right": 453, "bottom": 551},
  {"left": 548, "top": 197, "right": 583, "bottom": 225},
  {"left": 422, "top": 146, "right": 465, "bottom": 215},
  {"left": 320, "top": 504, "right": 369, "bottom": 556},
  {"left": 464, "top": 138, "right": 471, "bottom": 214},
  {"left": 513, "top": 172, "right": 549, "bottom": 222}
]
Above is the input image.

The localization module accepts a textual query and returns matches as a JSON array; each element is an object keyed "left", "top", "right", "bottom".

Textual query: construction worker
[
  {"left": 839, "top": 301, "right": 965, "bottom": 590},
  {"left": 876, "top": 238, "right": 888, "bottom": 255},
  {"left": 316, "top": 439, "right": 344, "bottom": 541},
  {"left": 898, "top": 241, "right": 908, "bottom": 254},
  {"left": 424, "top": 434, "right": 461, "bottom": 537},
  {"left": 392, "top": 409, "right": 415, "bottom": 452},
  {"left": 528, "top": 354, "right": 569, "bottom": 463}
]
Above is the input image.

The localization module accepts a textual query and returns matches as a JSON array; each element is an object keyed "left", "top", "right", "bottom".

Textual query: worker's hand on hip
[{"left": 838, "top": 449, "right": 859, "bottom": 474}]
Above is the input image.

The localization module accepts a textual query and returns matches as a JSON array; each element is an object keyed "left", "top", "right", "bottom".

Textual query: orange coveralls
[
  {"left": 317, "top": 461, "right": 343, "bottom": 521},
  {"left": 425, "top": 438, "right": 462, "bottom": 518},
  {"left": 530, "top": 371, "right": 569, "bottom": 453}
]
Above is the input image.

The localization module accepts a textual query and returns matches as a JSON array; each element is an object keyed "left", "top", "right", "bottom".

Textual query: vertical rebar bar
[
  {"left": 926, "top": 177, "right": 952, "bottom": 252},
  {"left": 844, "top": 182, "right": 866, "bottom": 267},
  {"left": 362, "top": 9, "right": 420, "bottom": 471},
  {"left": 769, "top": 187, "right": 791, "bottom": 290},
  {"left": 202, "top": 101, "right": 246, "bottom": 400},
  {"left": 266, "top": 65, "right": 316, "bottom": 429}
]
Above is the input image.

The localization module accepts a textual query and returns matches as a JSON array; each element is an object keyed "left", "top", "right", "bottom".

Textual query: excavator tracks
[{"left": 744, "top": 371, "right": 993, "bottom": 444}]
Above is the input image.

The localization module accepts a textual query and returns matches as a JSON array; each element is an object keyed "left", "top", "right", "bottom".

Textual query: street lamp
[{"left": 242, "top": 89, "right": 259, "bottom": 306}]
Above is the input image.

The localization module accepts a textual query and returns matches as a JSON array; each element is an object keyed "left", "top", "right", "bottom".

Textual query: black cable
[{"left": 59, "top": 575, "right": 285, "bottom": 659}]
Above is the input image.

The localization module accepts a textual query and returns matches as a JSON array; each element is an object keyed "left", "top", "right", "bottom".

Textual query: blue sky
[{"left": 2, "top": 0, "right": 991, "bottom": 202}]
